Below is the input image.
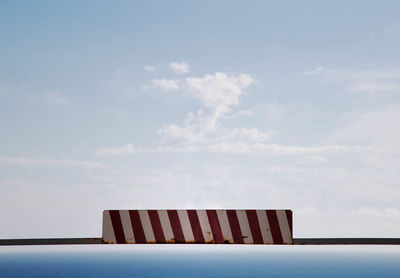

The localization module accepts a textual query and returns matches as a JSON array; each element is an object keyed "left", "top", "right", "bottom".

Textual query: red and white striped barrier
[{"left": 103, "top": 209, "right": 293, "bottom": 244}]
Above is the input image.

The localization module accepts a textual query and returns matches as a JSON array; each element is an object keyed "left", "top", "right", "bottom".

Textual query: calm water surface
[{"left": 1, "top": 245, "right": 400, "bottom": 277}]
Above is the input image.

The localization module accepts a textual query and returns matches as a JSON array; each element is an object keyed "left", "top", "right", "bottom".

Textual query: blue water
[{"left": 1, "top": 246, "right": 400, "bottom": 277}]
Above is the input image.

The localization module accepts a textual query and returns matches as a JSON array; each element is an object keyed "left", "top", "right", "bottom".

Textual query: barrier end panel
[{"left": 102, "top": 210, "right": 117, "bottom": 244}]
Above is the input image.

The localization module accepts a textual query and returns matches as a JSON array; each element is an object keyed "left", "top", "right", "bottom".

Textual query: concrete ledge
[
  {"left": 0, "top": 238, "right": 102, "bottom": 246},
  {"left": 293, "top": 238, "right": 400, "bottom": 245},
  {"left": 1, "top": 237, "right": 400, "bottom": 245}
]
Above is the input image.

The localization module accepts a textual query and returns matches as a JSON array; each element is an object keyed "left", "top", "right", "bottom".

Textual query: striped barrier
[{"left": 102, "top": 209, "right": 293, "bottom": 244}]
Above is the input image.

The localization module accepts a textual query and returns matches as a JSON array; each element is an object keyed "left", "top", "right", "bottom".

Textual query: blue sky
[{"left": 1, "top": 1, "right": 400, "bottom": 239}]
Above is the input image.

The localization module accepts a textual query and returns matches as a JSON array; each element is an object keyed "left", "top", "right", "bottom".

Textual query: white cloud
[
  {"left": 0, "top": 156, "right": 104, "bottom": 169},
  {"left": 145, "top": 145, "right": 202, "bottom": 153},
  {"left": 356, "top": 207, "right": 400, "bottom": 218},
  {"left": 328, "top": 104, "right": 400, "bottom": 176},
  {"left": 234, "top": 110, "right": 254, "bottom": 117},
  {"left": 297, "top": 156, "right": 329, "bottom": 164},
  {"left": 371, "top": 23, "right": 400, "bottom": 39},
  {"left": 159, "top": 122, "right": 207, "bottom": 144},
  {"left": 158, "top": 126, "right": 273, "bottom": 146},
  {"left": 44, "top": 91, "right": 69, "bottom": 105},
  {"left": 204, "top": 142, "right": 356, "bottom": 155},
  {"left": 185, "top": 72, "right": 253, "bottom": 112},
  {"left": 331, "top": 105, "right": 400, "bottom": 151},
  {"left": 95, "top": 144, "right": 136, "bottom": 155},
  {"left": 146, "top": 79, "right": 180, "bottom": 91},
  {"left": 304, "top": 66, "right": 324, "bottom": 75},
  {"left": 159, "top": 109, "right": 218, "bottom": 143},
  {"left": 169, "top": 61, "right": 190, "bottom": 74},
  {"left": 224, "top": 109, "right": 255, "bottom": 120},
  {"left": 153, "top": 71, "right": 361, "bottom": 157},
  {"left": 141, "top": 67, "right": 388, "bottom": 160},
  {"left": 149, "top": 139, "right": 361, "bottom": 156},
  {"left": 215, "top": 128, "right": 272, "bottom": 143},
  {"left": 349, "top": 82, "right": 400, "bottom": 93},
  {"left": 158, "top": 72, "right": 254, "bottom": 143},
  {"left": 318, "top": 68, "right": 400, "bottom": 94},
  {"left": 144, "top": 65, "right": 156, "bottom": 73},
  {"left": 380, "top": 25, "right": 400, "bottom": 38},
  {"left": 259, "top": 102, "right": 288, "bottom": 121}
]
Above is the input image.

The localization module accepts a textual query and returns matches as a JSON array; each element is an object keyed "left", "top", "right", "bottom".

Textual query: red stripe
[
  {"left": 129, "top": 210, "right": 146, "bottom": 243},
  {"left": 286, "top": 210, "right": 293, "bottom": 237},
  {"left": 246, "top": 210, "right": 263, "bottom": 244},
  {"left": 206, "top": 210, "right": 224, "bottom": 243},
  {"left": 109, "top": 210, "right": 125, "bottom": 244},
  {"left": 167, "top": 210, "right": 185, "bottom": 243},
  {"left": 226, "top": 210, "right": 244, "bottom": 244},
  {"left": 148, "top": 210, "right": 166, "bottom": 243},
  {"left": 266, "top": 210, "right": 283, "bottom": 244},
  {"left": 187, "top": 210, "right": 205, "bottom": 243}
]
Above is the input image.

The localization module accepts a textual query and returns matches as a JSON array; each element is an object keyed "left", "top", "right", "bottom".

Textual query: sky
[{"left": 1, "top": 0, "right": 400, "bottom": 239}]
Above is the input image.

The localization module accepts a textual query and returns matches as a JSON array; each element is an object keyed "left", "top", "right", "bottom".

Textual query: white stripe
[
  {"left": 197, "top": 210, "right": 213, "bottom": 242},
  {"left": 256, "top": 210, "right": 273, "bottom": 244},
  {"left": 120, "top": 210, "right": 135, "bottom": 243},
  {"left": 216, "top": 210, "right": 233, "bottom": 242},
  {"left": 177, "top": 210, "right": 195, "bottom": 242},
  {"left": 102, "top": 210, "right": 117, "bottom": 244},
  {"left": 158, "top": 210, "right": 174, "bottom": 242},
  {"left": 276, "top": 210, "right": 292, "bottom": 244},
  {"left": 139, "top": 210, "right": 156, "bottom": 243},
  {"left": 236, "top": 210, "right": 253, "bottom": 244}
]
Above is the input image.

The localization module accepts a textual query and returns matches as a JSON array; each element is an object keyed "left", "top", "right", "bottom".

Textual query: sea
[{"left": 1, "top": 245, "right": 400, "bottom": 277}]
